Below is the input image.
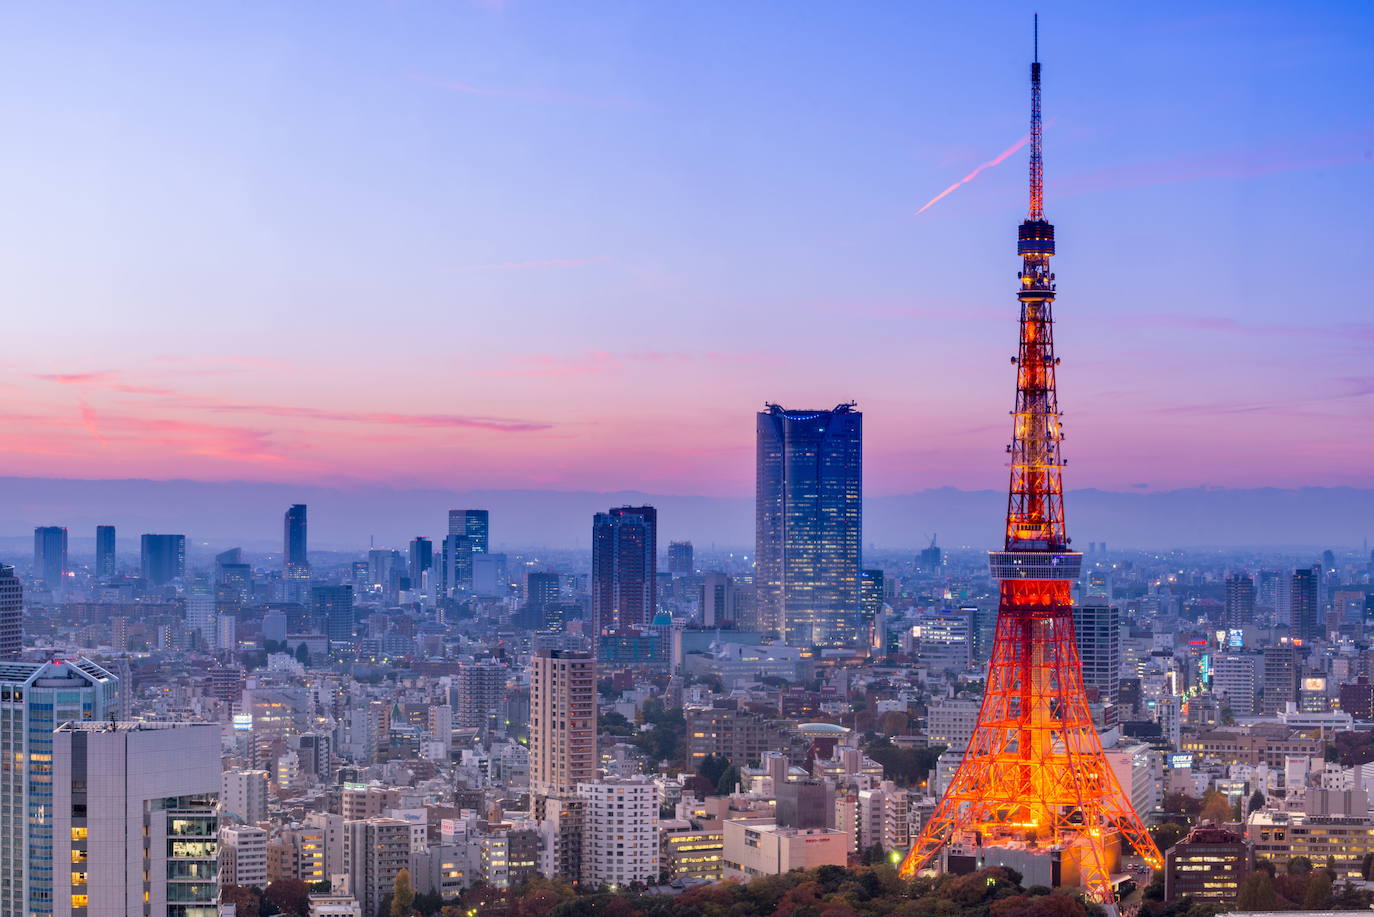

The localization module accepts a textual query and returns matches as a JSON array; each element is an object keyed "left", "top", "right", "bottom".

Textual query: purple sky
[{"left": 0, "top": 1, "right": 1370, "bottom": 497}]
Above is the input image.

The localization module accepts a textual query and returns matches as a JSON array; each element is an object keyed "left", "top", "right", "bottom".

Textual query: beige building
[
  {"left": 722, "top": 819, "right": 850, "bottom": 879},
  {"left": 529, "top": 649, "right": 597, "bottom": 797},
  {"left": 1247, "top": 789, "right": 1374, "bottom": 880},
  {"left": 661, "top": 824, "right": 724, "bottom": 881},
  {"left": 1180, "top": 725, "right": 1320, "bottom": 768}
]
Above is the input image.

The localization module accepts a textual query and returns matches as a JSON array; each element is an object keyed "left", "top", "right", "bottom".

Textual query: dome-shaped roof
[{"left": 796, "top": 722, "right": 849, "bottom": 734}]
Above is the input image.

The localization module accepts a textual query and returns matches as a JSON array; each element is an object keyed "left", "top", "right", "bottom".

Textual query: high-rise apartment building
[
  {"left": 95, "top": 525, "right": 116, "bottom": 578},
  {"left": 284, "top": 504, "right": 309, "bottom": 579},
  {"left": 529, "top": 649, "right": 596, "bottom": 798},
  {"left": 591, "top": 506, "right": 657, "bottom": 634},
  {"left": 578, "top": 777, "right": 659, "bottom": 887},
  {"left": 141, "top": 534, "right": 187, "bottom": 586},
  {"left": 755, "top": 403, "right": 862, "bottom": 647},
  {"left": 221, "top": 769, "right": 270, "bottom": 825},
  {"left": 343, "top": 818, "right": 411, "bottom": 917},
  {"left": 313, "top": 585, "right": 355, "bottom": 648},
  {"left": 454, "top": 662, "right": 507, "bottom": 730},
  {"left": 667, "top": 541, "right": 694, "bottom": 575},
  {"left": 1291, "top": 568, "right": 1322, "bottom": 642},
  {"left": 1224, "top": 574, "right": 1256, "bottom": 629},
  {"left": 53, "top": 721, "right": 220, "bottom": 917},
  {"left": 1074, "top": 603, "right": 1121, "bottom": 707},
  {"left": 219, "top": 824, "right": 269, "bottom": 890},
  {"left": 0, "top": 659, "right": 119, "bottom": 916},
  {"left": 0, "top": 565, "right": 21, "bottom": 660},
  {"left": 1262, "top": 644, "right": 1300, "bottom": 714},
  {"left": 34, "top": 525, "right": 68, "bottom": 588}
]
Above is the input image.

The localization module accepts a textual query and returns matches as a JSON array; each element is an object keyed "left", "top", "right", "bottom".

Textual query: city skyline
[{"left": 0, "top": 2, "right": 1369, "bottom": 496}]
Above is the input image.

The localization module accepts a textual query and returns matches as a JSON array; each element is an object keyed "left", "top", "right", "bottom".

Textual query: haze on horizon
[{"left": 0, "top": 1, "right": 1370, "bottom": 498}]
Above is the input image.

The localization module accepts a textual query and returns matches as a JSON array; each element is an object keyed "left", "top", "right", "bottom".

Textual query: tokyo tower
[{"left": 898, "top": 18, "right": 1162, "bottom": 909}]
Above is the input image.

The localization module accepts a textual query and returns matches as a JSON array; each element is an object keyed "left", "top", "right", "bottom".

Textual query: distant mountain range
[{"left": 0, "top": 477, "right": 1369, "bottom": 555}]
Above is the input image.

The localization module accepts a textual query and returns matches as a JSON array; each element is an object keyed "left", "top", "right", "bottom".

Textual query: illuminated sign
[
  {"left": 231, "top": 714, "right": 252, "bottom": 731},
  {"left": 1302, "top": 677, "right": 1327, "bottom": 692},
  {"left": 1168, "top": 753, "right": 1193, "bottom": 770}
]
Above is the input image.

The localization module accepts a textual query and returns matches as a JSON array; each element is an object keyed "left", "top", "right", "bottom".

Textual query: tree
[
  {"left": 1236, "top": 872, "right": 1279, "bottom": 912},
  {"left": 220, "top": 886, "right": 261, "bottom": 917},
  {"left": 294, "top": 642, "right": 310, "bottom": 666},
  {"left": 697, "top": 753, "right": 728, "bottom": 787},
  {"left": 264, "top": 879, "right": 311, "bottom": 916},
  {"left": 1287, "top": 855, "right": 1313, "bottom": 875},
  {"left": 717, "top": 764, "right": 741, "bottom": 795},
  {"left": 1248, "top": 790, "right": 1266, "bottom": 814},
  {"left": 1301, "top": 870, "right": 1332, "bottom": 910},
  {"left": 1200, "top": 791, "right": 1232, "bottom": 825},
  {"left": 390, "top": 869, "right": 415, "bottom": 917},
  {"left": 1362, "top": 850, "right": 1374, "bottom": 881}
]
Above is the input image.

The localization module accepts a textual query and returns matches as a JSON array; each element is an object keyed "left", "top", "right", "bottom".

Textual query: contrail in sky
[{"left": 916, "top": 135, "right": 1029, "bottom": 216}]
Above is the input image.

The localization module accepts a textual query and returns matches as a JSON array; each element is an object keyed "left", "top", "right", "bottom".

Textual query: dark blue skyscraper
[
  {"left": 283, "top": 504, "right": 309, "bottom": 579},
  {"left": 140, "top": 534, "right": 186, "bottom": 586},
  {"left": 0, "top": 564, "right": 20, "bottom": 660},
  {"left": 450, "top": 509, "right": 490, "bottom": 554},
  {"left": 408, "top": 537, "right": 433, "bottom": 587},
  {"left": 33, "top": 526, "right": 68, "bottom": 588},
  {"left": 313, "top": 584, "right": 355, "bottom": 647},
  {"left": 591, "top": 506, "right": 657, "bottom": 635},
  {"left": 756, "top": 403, "right": 862, "bottom": 647},
  {"left": 95, "top": 525, "right": 116, "bottom": 578}
]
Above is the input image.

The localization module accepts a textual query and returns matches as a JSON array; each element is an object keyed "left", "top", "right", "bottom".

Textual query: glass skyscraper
[
  {"left": 756, "top": 403, "right": 862, "bottom": 647},
  {"left": 140, "top": 534, "right": 186, "bottom": 586},
  {"left": 0, "top": 659, "right": 119, "bottom": 916},
  {"left": 94, "top": 525, "right": 116, "bottom": 578},
  {"left": 283, "top": 504, "right": 309, "bottom": 579},
  {"left": 33, "top": 526, "right": 68, "bottom": 589}
]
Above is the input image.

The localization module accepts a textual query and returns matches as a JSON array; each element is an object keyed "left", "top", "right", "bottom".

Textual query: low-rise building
[
  {"left": 721, "top": 819, "right": 850, "bottom": 879},
  {"left": 1164, "top": 823, "right": 1252, "bottom": 904}
]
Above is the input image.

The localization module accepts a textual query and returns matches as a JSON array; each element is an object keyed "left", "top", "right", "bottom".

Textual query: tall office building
[
  {"left": 313, "top": 585, "right": 355, "bottom": 647},
  {"left": 591, "top": 506, "right": 657, "bottom": 634},
  {"left": 756, "top": 403, "right": 863, "bottom": 647},
  {"left": 408, "top": 537, "right": 433, "bottom": 587},
  {"left": 34, "top": 525, "right": 68, "bottom": 588},
  {"left": 860, "top": 569, "right": 884, "bottom": 647},
  {"left": 440, "top": 534, "right": 474, "bottom": 595},
  {"left": 454, "top": 662, "right": 507, "bottom": 730},
  {"left": 53, "top": 721, "right": 220, "bottom": 917},
  {"left": 450, "top": 509, "right": 490, "bottom": 554},
  {"left": 701, "top": 573, "right": 736, "bottom": 628},
  {"left": 185, "top": 579, "right": 217, "bottom": 651},
  {"left": 344, "top": 818, "right": 411, "bottom": 917},
  {"left": 529, "top": 649, "right": 596, "bottom": 798},
  {"left": 667, "top": 541, "right": 694, "bottom": 575},
  {"left": 1224, "top": 574, "right": 1256, "bottom": 629},
  {"left": 0, "top": 565, "right": 20, "bottom": 660},
  {"left": 1291, "top": 568, "right": 1322, "bottom": 642},
  {"left": 283, "top": 504, "right": 309, "bottom": 579},
  {"left": 95, "top": 525, "right": 116, "bottom": 578},
  {"left": 221, "top": 769, "right": 270, "bottom": 825},
  {"left": 0, "top": 659, "right": 119, "bottom": 916},
  {"left": 1213, "top": 654, "right": 1258, "bottom": 716},
  {"left": 141, "top": 534, "right": 187, "bottom": 586},
  {"left": 1073, "top": 603, "right": 1121, "bottom": 708}
]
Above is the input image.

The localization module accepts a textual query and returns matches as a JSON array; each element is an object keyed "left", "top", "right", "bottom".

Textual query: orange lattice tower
[{"left": 899, "top": 18, "right": 1162, "bottom": 909}]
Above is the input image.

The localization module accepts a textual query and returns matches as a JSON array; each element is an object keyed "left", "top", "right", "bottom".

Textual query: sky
[{"left": 0, "top": 0, "right": 1370, "bottom": 498}]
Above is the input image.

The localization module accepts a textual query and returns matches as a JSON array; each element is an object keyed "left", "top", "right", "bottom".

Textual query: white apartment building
[
  {"left": 220, "top": 825, "right": 269, "bottom": 890},
  {"left": 577, "top": 777, "right": 659, "bottom": 887}
]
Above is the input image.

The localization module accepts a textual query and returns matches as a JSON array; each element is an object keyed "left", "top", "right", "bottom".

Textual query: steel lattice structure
[{"left": 898, "top": 19, "right": 1163, "bottom": 910}]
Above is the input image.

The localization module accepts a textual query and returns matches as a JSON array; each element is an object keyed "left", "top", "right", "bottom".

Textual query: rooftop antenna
[{"left": 1028, "top": 12, "right": 1044, "bottom": 220}]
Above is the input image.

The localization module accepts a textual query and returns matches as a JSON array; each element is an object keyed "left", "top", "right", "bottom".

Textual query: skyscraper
[
  {"left": 186, "top": 578, "right": 217, "bottom": 651},
  {"left": 33, "top": 525, "right": 68, "bottom": 588},
  {"left": 701, "top": 572, "right": 735, "bottom": 628},
  {"left": 0, "top": 659, "right": 119, "bottom": 916},
  {"left": 450, "top": 509, "right": 490, "bottom": 554},
  {"left": 53, "top": 720, "right": 220, "bottom": 917},
  {"left": 313, "top": 585, "right": 355, "bottom": 647},
  {"left": 95, "top": 524, "right": 116, "bottom": 578},
  {"left": 755, "top": 403, "right": 862, "bottom": 647},
  {"left": 1291, "top": 568, "right": 1322, "bottom": 642},
  {"left": 440, "top": 533, "right": 473, "bottom": 595},
  {"left": 140, "top": 534, "right": 186, "bottom": 586},
  {"left": 1224, "top": 574, "right": 1256, "bottom": 629},
  {"left": 408, "top": 537, "right": 433, "bottom": 587},
  {"left": 283, "top": 504, "right": 309, "bottom": 579},
  {"left": 529, "top": 649, "right": 596, "bottom": 798},
  {"left": 1074, "top": 603, "right": 1122, "bottom": 707},
  {"left": 591, "top": 506, "right": 657, "bottom": 634},
  {"left": 0, "top": 565, "right": 20, "bottom": 660},
  {"left": 667, "top": 541, "right": 694, "bottom": 575}
]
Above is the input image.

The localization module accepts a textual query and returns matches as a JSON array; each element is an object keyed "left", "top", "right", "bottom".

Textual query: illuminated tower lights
[{"left": 899, "top": 19, "right": 1162, "bottom": 910}]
